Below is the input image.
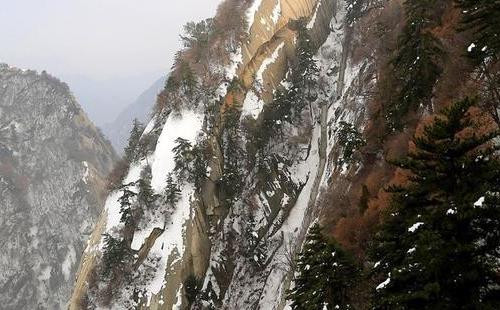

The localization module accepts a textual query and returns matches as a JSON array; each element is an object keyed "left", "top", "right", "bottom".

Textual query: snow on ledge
[
  {"left": 241, "top": 90, "right": 264, "bottom": 119},
  {"left": 246, "top": 0, "right": 264, "bottom": 32},
  {"left": 255, "top": 41, "right": 285, "bottom": 86},
  {"left": 150, "top": 110, "right": 204, "bottom": 192},
  {"left": 307, "top": 1, "right": 322, "bottom": 29}
]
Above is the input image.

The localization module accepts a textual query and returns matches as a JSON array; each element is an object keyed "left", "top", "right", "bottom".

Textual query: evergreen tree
[
  {"left": 172, "top": 137, "right": 207, "bottom": 188},
  {"left": 163, "top": 173, "right": 181, "bottom": 206},
  {"left": 220, "top": 106, "right": 244, "bottom": 207},
  {"left": 456, "top": 0, "right": 500, "bottom": 61},
  {"left": 184, "top": 275, "right": 201, "bottom": 307},
  {"left": 291, "top": 25, "right": 319, "bottom": 113},
  {"left": 386, "top": 0, "right": 444, "bottom": 131},
  {"left": 124, "top": 119, "right": 145, "bottom": 162},
  {"left": 336, "top": 121, "right": 366, "bottom": 164},
  {"left": 370, "top": 98, "right": 500, "bottom": 309},
  {"left": 137, "top": 167, "right": 159, "bottom": 209},
  {"left": 173, "top": 137, "right": 193, "bottom": 182},
  {"left": 101, "top": 234, "right": 131, "bottom": 278},
  {"left": 288, "top": 223, "right": 360, "bottom": 309},
  {"left": 118, "top": 184, "right": 137, "bottom": 226}
]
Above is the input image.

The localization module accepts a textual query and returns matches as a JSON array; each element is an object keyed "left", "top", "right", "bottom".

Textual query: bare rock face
[
  {"left": 0, "top": 64, "right": 116, "bottom": 309},
  {"left": 70, "top": 0, "right": 370, "bottom": 309}
]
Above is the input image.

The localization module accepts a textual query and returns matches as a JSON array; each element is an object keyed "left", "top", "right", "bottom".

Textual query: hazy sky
[{"left": 0, "top": 0, "right": 221, "bottom": 81}]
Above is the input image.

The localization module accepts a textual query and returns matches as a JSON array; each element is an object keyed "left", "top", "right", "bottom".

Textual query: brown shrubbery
[{"left": 106, "top": 158, "right": 129, "bottom": 191}]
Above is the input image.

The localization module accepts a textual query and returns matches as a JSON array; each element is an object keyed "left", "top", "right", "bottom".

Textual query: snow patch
[
  {"left": 474, "top": 196, "right": 485, "bottom": 208},
  {"left": 408, "top": 222, "right": 424, "bottom": 233},
  {"left": 150, "top": 110, "right": 204, "bottom": 192},
  {"left": 255, "top": 42, "right": 285, "bottom": 86},
  {"left": 271, "top": 0, "right": 281, "bottom": 24},
  {"left": 246, "top": 0, "right": 264, "bottom": 32},
  {"left": 376, "top": 274, "right": 391, "bottom": 290},
  {"left": 241, "top": 90, "right": 264, "bottom": 119},
  {"left": 172, "top": 284, "right": 184, "bottom": 310},
  {"left": 446, "top": 208, "right": 457, "bottom": 215},
  {"left": 307, "top": 1, "right": 322, "bottom": 29}
]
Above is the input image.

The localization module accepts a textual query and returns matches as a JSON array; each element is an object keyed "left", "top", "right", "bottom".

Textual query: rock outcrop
[{"left": 0, "top": 64, "right": 116, "bottom": 309}]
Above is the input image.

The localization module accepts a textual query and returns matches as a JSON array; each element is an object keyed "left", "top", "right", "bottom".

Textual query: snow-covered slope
[
  {"left": 0, "top": 64, "right": 117, "bottom": 309},
  {"left": 69, "top": 0, "right": 375, "bottom": 308}
]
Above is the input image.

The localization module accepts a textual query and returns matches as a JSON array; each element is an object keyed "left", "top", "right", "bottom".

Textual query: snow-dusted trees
[
  {"left": 336, "top": 121, "right": 366, "bottom": 164},
  {"left": 385, "top": 0, "right": 444, "bottom": 131},
  {"left": 124, "top": 119, "right": 145, "bottom": 162},
  {"left": 101, "top": 234, "right": 133, "bottom": 279},
  {"left": 370, "top": 98, "right": 500, "bottom": 308},
  {"left": 456, "top": 0, "right": 500, "bottom": 62},
  {"left": 287, "top": 223, "right": 359, "bottom": 309},
  {"left": 173, "top": 137, "right": 207, "bottom": 188}
]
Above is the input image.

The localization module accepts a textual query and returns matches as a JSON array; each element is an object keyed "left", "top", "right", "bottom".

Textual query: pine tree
[
  {"left": 288, "top": 223, "right": 360, "bottom": 310},
  {"left": 137, "top": 167, "right": 159, "bottom": 209},
  {"left": 370, "top": 98, "right": 500, "bottom": 309},
  {"left": 336, "top": 121, "right": 366, "bottom": 164},
  {"left": 173, "top": 137, "right": 193, "bottom": 182},
  {"left": 456, "top": 0, "right": 500, "bottom": 61},
  {"left": 291, "top": 25, "right": 319, "bottom": 113},
  {"left": 163, "top": 173, "right": 181, "bottom": 206},
  {"left": 101, "top": 234, "right": 131, "bottom": 278},
  {"left": 386, "top": 0, "right": 444, "bottom": 131},
  {"left": 124, "top": 119, "right": 145, "bottom": 162},
  {"left": 118, "top": 184, "right": 137, "bottom": 226}
]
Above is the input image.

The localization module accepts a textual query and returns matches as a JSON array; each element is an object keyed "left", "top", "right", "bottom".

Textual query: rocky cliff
[
  {"left": 0, "top": 64, "right": 117, "bottom": 309},
  {"left": 70, "top": 0, "right": 498, "bottom": 309}
]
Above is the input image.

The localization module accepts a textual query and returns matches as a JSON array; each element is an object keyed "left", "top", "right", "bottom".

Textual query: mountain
[
  {"left": 102, "top": 76, "right": 167, "bottom": 153},
  {"left": 63, "top": 73, "right": 164, "bottom": 128},
  {"left": 69, "top": 0, "right": 500, "bottom": 309},
  {"left": 0, "top": 64, "right": 117, "bottom": 309}
]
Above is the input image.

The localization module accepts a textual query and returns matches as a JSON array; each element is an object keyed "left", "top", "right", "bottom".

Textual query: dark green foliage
[
  {"left": 184, "top": 275, "right": 201, "bottom": 306},
  {"left": 101, "top": 234, "right": 132, "bottom": 278},
  {"left": 118, "top": 184, "right": 137, "bottom": 226},
  {"left": 124, "top": 119, "right": 145, "bottom": 162},
  {"left": 292, "top": 26, "right": 319, "bottom": 105},
  {"left": 288, "top": 223, "right": 360, "bottom": 309},
  {"left": 172, "top": 137, "right": 207, "bottom": 188},
  {"left": 173, "top": 137, "right": 194, "bottom": 181},
  {"left": 336, "top": 121, "right": 366, "bottom": 164},
  {"left": 386, "top": 0, "right": 444, "bottom": 131},
  {"left": 370, "top": 98, "right": 500, "bottom": 309},
  {"left": 456, "top": 0, "right": 500, "bottom": 61},
  {"left": 359, "top": 184, "right": 370, "bottom": 213},
  {"left": 163, "top": 173, "right": 181, "bottom": 206},
  {"left": 137, "top": 167, "right": 160, "bottom": 209},
  {"left": 220, "top": 106, "right": 245, "bottom": 207}
]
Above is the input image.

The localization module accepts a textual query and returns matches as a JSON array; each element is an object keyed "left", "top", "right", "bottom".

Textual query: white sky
[{"left": 0, "top": 0, "right": 221, "bottom": 81}]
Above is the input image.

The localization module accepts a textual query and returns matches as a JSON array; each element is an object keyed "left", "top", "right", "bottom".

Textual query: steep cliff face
[
  {"left": 70, "top": 0, "right": 347, "bottom": 308},
  {"left": 70, "top": 0, "right": 496, "bottom": 309},
  {"left": 0, "top": 64, "right": 116, "bottom": 309}
]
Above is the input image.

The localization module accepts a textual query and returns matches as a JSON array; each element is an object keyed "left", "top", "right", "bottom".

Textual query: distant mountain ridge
[{"left": 102, "top": 76, "right": 167, "bottom": 153}]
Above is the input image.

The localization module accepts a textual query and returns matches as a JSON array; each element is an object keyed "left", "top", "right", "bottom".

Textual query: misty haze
[{"left": 0, "top": 0, "right": 499, "bottom": 309}]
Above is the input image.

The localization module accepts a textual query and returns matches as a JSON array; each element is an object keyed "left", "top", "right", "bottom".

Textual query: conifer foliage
[
  {"left": 288, "top": 223, "right": 359, "bottom": 310},
  {"left": 124, "top": 119, "right": 145, "bottom": 162},
  {"left": 370, "top": 98, "right": 500, "bottom": 309},
  {"left": 456, "top": 0, "right": 500, "bottom": 61},
  {"left": 386, "top": 0, "right": 444, "bottom": 131}
]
